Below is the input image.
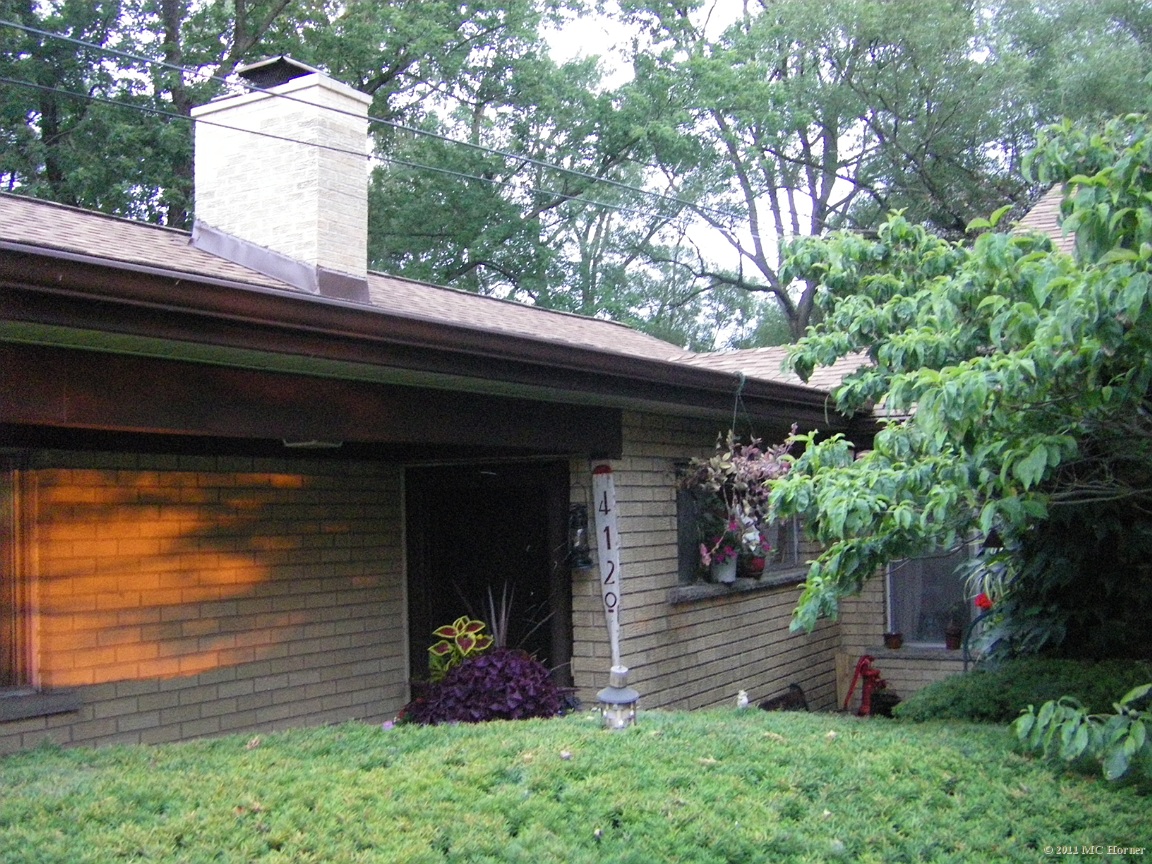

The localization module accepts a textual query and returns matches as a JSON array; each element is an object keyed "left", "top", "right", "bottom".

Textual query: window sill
[
  {"left": 668, "top": 568, "right": 807, "bottom": 605},
  {"left": 868, "top": 645, "right": 966, "bottom": 661},
  {"left": 0, "top": 688, "right": 83, "bottom": 722}
]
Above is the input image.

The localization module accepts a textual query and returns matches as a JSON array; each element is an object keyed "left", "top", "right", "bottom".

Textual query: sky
[{"left": 544, "top": 0, "right": 746, "bottom": 86}]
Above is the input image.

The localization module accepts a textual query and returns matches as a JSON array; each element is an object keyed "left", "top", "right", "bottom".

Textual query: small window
[
  {"left": 1, "top": 459, "right": 29, "bottom": 688},
  {"left": 887, "top": 545, "right": 971, "bottom": 645}
]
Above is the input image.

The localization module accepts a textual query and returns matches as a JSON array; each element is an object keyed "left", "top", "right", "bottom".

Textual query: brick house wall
[
  {"left": 4, "top": 409, "right": 858, "bottom": 753},
  {"left": 1, "top": 451, "right": 405, "bottom": 753},
  {"left": 569, "top": 411, "right": 841, "bottom": 713},
  {"left": 837, "top": 578, "right": 965, "bottom": 712}
]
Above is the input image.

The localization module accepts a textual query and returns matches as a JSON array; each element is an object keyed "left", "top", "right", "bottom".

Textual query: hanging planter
[{"left": 681, "top": 428, "right": 795, "bottom": 583}]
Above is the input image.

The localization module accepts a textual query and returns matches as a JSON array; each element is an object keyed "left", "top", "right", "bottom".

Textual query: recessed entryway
[{"left": 404, "top": 461, "right": 572, "bottom": 687}]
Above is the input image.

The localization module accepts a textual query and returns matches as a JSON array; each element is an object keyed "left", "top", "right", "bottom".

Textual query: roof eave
[{"left": 0, "top": 243, "right": 848, "bottom": 430}]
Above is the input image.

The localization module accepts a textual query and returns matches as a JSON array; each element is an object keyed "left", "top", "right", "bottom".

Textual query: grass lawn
[{"left": 0, "top": 709, "right": 1148, "bottom": 863}]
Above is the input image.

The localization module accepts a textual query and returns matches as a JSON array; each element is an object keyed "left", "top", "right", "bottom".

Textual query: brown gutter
[{"left": 0, "top": 243, "right": 845, "bottom": 428}]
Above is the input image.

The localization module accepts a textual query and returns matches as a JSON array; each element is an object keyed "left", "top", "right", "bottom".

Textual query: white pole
[{"left": 591, "top": 463, "right": 621, "bottom": 668}]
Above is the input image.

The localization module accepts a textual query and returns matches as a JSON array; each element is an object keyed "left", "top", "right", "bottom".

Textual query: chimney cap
[{"left": 236, "top": 56, "right": 323, "bottom": 90}]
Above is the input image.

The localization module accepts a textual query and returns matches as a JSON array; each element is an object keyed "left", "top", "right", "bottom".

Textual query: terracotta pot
[
  {"left": 944, "top": 624, "right": 963, "bottom": 650},
  {"left": 738, "top": 555, "right": 766, "bottom": 579}
]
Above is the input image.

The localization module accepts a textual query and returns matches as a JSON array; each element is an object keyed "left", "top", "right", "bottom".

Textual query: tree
[
  {"left": 621, "top": 0, "right": 1152, "bottom": 339},
  {"left": 0, "top": 0, "right": 568, "bottom": 227},
  {"left": 771, "top": 114, "right": 1152, "bottom": 657},
  {"left": 5, "top": 1, "right": 1151, "bottom": 350}
]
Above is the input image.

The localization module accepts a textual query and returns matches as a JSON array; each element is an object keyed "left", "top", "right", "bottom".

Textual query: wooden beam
[{"left": 0, "top": 344, "right": 623, "bottom": 457}]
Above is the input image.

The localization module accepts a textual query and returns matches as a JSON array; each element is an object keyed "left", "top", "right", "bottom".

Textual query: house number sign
[{"left": 591, "top": 463, "right": 622, "bottom": 668}]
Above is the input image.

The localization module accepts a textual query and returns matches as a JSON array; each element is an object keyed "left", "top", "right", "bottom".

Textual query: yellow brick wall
[
  {"left": 837, "top": 575, "right": 966, "bottom": 711},
  {"left": 570, "top": 412, "right": 841, "bottom": 712},
  {"left": 0, "top": 451, "right": 405, "bottom": 753}
]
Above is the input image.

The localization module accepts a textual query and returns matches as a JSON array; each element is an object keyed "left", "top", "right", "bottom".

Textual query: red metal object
[{"left": 843, "top": 655, "right": 888, "bottom": 716}]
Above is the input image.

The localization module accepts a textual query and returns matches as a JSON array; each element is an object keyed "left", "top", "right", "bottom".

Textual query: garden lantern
[{"left": 597, "top": 665, "right": 639, "bottom": 730}]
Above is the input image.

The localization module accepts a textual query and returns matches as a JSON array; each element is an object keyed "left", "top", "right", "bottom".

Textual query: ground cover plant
[
  {"left": 1, "top": 710, "right": 1148, "bottom": 863},
  {"left": 894, "top": 658, "right": 1152, "bottom": 723}
]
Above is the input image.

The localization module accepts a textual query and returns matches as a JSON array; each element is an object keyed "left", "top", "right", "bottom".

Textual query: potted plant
[
  {"left": 708, "top": 534, "right": 741, "bottom": 583},
  {"left": 942, "top": 601, "right": 969, "bottom": 650},
  {"left": 681, "top": 428, "right": 794, "bottom": 583},
  {"left": 737, "top": 528, "right": 772, "bottom": 579},
  {"left": 690, "top": 494, "right": 742, "bottom": 582}
]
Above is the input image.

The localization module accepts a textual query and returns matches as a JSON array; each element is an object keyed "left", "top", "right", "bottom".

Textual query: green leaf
[
  {"left": 1119, "top": 683, "right": 1151, "bottom": 706},
  {"left": 1129, "top": 719, "right": 1146, "bottom": 753},
  {"left": 1060, "top": 721, "right": 1089, "bottom": 762},
  {"left": 1120, "top": 273, "right": 1149, "bottom": 320},
  {"left": 988, "top": 204, "right": 1014, "bottom": 228},
  {"left": 1103, "top": 746, "right": 1131, "bottom": 781},
  {"left": 1099, "top": 248, "right": 1139, "bottom": 265},
  {"left": 1013, "top": 445, "right": 1049, "bottom": 489},
  {"left": 1013, "top": 711, "right": 1036, "bottom": 742}
]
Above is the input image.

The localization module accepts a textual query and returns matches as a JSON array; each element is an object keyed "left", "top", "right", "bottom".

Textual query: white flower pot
[{"left": 711, "top": 557, "right": 738, "bottom": 584}]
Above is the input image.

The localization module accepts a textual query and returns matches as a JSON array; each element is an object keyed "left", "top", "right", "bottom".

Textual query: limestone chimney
[{"left": 190, "top": 57, "right": 372, "bottom": 302}]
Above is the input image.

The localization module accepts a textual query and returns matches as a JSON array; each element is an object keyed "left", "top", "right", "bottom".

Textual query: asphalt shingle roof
[
  {"left": 672, "top": 346, "right": 868, "bottom": 391},
  {"left": 1015, "top": 186, "right": 1074, "bottom": 254},
  {"left": 2, "top": 193, "right": 695, "bottom": 367},
  {"left": 5, "top": 175, "right": 1073, "bottom": 398}
]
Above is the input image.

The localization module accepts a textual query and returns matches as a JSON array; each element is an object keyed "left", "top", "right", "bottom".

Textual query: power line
[{"left": 0, "top": 17, "right": 745, "bottom": 224}]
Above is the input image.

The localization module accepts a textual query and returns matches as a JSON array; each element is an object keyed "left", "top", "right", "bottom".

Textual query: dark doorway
[{"left": 405, "top": 461, "right": 572, "bottom": 687}]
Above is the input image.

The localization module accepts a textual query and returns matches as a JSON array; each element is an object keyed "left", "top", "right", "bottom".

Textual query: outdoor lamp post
[{"left": 597, "top": 665, "right": 639, "bottom": 730}]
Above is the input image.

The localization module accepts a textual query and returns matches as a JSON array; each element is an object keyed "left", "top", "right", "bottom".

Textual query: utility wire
[
  {"left": 0, "top": 17, "right": 746, "bottom": 224},
  {"left": 0, "top": 74, "right": 682, "bottom": 224}
]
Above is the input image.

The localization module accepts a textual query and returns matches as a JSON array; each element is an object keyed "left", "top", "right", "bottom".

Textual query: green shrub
[
  {"left": 2, "top": 712, "right": 1149, "bottom": 861},
  {"left": 1013, "top": 683, "right": 1152, "bottom": 781},
  {"left": 893, "top": 658, "right": 1152, "bottom": 723}
]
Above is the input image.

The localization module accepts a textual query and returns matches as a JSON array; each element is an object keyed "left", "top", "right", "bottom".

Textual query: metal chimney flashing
[{"left": 191, "top": 221, "right": 370, "bottom": 304}]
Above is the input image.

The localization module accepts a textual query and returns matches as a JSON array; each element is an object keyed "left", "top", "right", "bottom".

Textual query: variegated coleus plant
[{"left": 428, "top": 616, "right": 494, "bottom": 682}]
